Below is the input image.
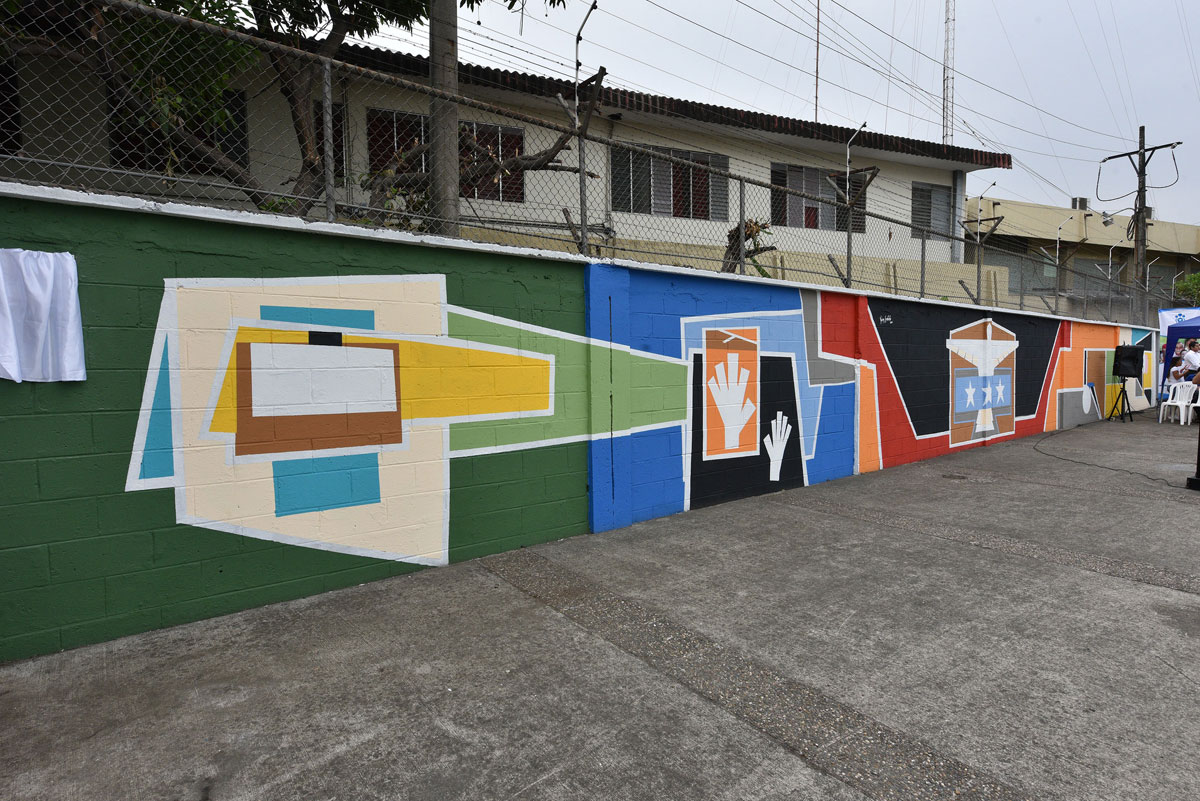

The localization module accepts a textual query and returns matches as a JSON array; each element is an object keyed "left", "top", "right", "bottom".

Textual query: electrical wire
[{"left": 798, "top": 0, "right": 1133, "bottom": 144}]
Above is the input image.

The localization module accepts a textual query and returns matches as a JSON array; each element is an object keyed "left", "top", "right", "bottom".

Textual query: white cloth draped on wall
[{"left": 0, "top": 249, "right": 86, "bottom": 383}]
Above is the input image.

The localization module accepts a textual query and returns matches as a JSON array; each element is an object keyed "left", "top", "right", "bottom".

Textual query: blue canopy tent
[{"left": 1159, "top": 319, "right": 1200, "bottom": 398}]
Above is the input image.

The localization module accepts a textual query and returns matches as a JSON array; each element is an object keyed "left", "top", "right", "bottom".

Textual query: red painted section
[{"left": 818, "top": 292, "right": 858, "bottom": 359}]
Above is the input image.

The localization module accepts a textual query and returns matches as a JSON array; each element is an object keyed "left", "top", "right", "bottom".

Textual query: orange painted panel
[{"left": 703, "top": 327, "right": 760, "bottom": 458}]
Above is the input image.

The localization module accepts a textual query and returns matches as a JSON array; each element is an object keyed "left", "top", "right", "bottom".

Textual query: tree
[
  {"left": 1175, "top": 272, "right": 1200, "bottom": 306},
  {"left": 5, "top": 0, "right": 580, "bottom": 220}
]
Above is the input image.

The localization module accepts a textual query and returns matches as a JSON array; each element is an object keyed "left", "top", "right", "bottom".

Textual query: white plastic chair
[
  {"left": 1159, "top": 383, "right": 1197, "bottom": 424},
  {"left": 1188, "top": 389, "right": 1200, "bottom": 426}
]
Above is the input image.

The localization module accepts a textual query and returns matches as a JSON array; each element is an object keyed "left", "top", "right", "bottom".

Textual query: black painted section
[
  {"left": 990, "top": 312, "right": 1060, "bottom": 418},
  {"left": 308, "top": 331, "right": 343, "bottom": 347},
  {"left": 867, "top": 299, "right": 1061, "bottom": 435},
  {"left": 689, "top": 354, "right": 804, "bottom": 509}
]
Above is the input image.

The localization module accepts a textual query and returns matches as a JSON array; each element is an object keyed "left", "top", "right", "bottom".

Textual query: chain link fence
[{"left": 0, "top": 0, "right": 1176, "bottom": 328}]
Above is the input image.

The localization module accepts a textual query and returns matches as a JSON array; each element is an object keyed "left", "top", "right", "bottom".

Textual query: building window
[
  {"left": 367, "top": 112, "right": 524, "bottom": 202},
  {"left": 910, "top": 182, "right": 953, "bottom": 239},
  {"left": 611, "top": 145, "right": 728, "bottom": 221},
  {"left": 770, "top": 164, "right": 864, "bottom": 233},
  {"left": 460, "top": 121, "right": 524, "bottom": 203},
  {"left": 0, "top": 58, "right": 19, "bottom": 157},
  {"left": 109, "top": 88, "right": 248, "bottom": 174},
  {"left": 366, "top": 108, "right": 426, "bottom": 175},
  {"left": 312, "top": 101, "right": 346, "bottom": 178}
]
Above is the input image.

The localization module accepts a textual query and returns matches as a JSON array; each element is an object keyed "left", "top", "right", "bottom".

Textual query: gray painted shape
[
  {"left": 801, "top": 288, "right": 857, "bottom": 385},
  {"left": 1057, "top": 386, "right": 1102, "bottom": 429}
]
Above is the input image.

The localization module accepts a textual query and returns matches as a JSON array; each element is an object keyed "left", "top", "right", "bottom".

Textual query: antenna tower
[{"left": 942, "top": 0, "right": 955, "bottom": 144}]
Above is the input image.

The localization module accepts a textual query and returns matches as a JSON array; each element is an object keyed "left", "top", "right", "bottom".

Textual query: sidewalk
[{"left": 3, "top": 414, "right": 1199, "bottom": 801}]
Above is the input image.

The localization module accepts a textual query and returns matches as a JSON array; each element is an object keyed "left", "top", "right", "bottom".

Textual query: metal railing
[{"left": 0, "top": 0, "right": 1177, "bottom": 328}]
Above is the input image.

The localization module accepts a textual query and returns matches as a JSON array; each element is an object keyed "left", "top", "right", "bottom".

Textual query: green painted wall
[{"left": 0, "top": 196, "right": 590, "bottom": 662}]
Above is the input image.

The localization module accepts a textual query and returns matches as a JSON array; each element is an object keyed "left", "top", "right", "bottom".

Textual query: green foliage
[
  {"left": 1176, "top": 272, "right": 1200, "bottom": 305},
  {"left": 113, "top": 1, "right": 258, "bottom": 167}
]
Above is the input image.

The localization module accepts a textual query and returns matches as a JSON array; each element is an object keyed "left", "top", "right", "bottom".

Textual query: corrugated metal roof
[{"left": 335, "top": 41, "right": 1012, "bottom": 170}]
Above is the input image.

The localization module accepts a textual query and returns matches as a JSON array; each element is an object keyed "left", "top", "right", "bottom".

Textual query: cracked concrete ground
[{"left": 3, "top": 413, "right": 1200, "bottom": 800}]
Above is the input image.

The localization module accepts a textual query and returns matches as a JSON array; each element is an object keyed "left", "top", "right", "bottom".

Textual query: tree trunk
[
  {"left": 428, "top": 0, "right": 460, "bottom": 237},
  {"left": 268, "top": 55, "right": 325, "bottom": 215}
]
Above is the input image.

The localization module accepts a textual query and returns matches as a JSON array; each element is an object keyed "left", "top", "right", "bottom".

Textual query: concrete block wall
[{"left": 0, "top": 190, "right": 1145, "bottom": 663}]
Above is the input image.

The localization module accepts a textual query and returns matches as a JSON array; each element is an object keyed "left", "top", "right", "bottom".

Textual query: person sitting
[
  {"left": 1168, "top": 356, "right": 1188, "bottom": 387},
  {"left": 1184, "top": 340, "right": 1200, "bottom": 380}
]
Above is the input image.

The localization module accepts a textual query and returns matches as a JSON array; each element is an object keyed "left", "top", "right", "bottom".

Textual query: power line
[{"left": 800, "top": 0, "right": 1133, "bottom": 144}]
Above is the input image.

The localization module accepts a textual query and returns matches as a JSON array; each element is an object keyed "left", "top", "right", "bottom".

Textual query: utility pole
[{"left": 1099, "top": 126, "right": 1181, "bottom": 325}]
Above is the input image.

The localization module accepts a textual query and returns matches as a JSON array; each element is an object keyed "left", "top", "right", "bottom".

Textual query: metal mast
[
  {"left": 942, "top": 0, "right": 954, "bottom": 144},
  {"left": 814, "top": 0, "right": 820, "bottom": 122}
]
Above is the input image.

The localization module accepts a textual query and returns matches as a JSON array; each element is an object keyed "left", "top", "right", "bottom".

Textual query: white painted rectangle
[{"left": 250, "top": 342, "right": 397, "bottom": 417}]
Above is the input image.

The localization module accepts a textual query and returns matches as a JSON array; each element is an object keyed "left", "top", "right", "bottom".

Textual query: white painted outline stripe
[{"left": 447, "top": 420, "right": 682, "bottom": 459}]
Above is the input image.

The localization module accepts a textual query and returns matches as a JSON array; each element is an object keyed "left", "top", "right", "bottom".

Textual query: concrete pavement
[{"left": 3, "top": 413, "right": 1200, "bottom": 800}]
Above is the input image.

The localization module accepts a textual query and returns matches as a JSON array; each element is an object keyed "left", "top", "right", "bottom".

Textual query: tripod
[{"left": 1107, "top": 377, "right": 1134, "bottom": 422}]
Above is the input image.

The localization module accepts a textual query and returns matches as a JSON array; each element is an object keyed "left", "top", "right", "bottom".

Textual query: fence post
[
  {"left": 322, "top": 59, "right": 335, "bottom": 224},
  {"left": 1107, "top": 276, "right": 1114, "bottom": 321},
  {"left": 738, "top": 179, "right": 746, "bottom": 275},
  {"left": 976, "top": 238, "right": 983, "bottom": 305},
  {"left": 919, "top": 230, "right": 926, "bottom": 298},
  {"left": 1053, "top": 263, "right": 1060, "bottom": 315},
  {"left": 845, "top": 205, "right": 853, "bottom": 289},
  {"left": 577, "top": 127, "right": 588, "bottom": 256}
]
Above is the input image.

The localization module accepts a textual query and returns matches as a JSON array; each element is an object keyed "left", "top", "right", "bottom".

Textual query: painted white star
[
  {"left": 983, "top": 384, "right": 993, "bottom": 406},
  {"left": 995, "top": 382, "right": 1006, "bottom": 403},
  {"left": 964, "top": 383, "right": 977, "bottom": 408}
]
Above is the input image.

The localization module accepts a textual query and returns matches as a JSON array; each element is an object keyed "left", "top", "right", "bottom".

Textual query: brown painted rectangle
[{"left": 234, "top": 341, "right": 405, "bottom": 456}]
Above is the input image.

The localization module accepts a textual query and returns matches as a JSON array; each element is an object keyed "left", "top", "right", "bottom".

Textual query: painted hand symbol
[
  {"left": 707, "top": 352, "right": 756, "bottom": 450},
  {"left": 762, "top": 411, "right": 792, "bottom": 481}
]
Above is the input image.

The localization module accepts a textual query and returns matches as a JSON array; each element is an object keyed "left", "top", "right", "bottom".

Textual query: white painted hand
[
  {"left": 707, "top": 352, "right": 756, "bottom": 450},
  {"left": 762, "top": 411, "right": 792, "bottom": 481}
]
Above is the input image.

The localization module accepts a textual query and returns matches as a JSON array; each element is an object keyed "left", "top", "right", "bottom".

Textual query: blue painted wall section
[
  {"left": 629, "top": 426, "right": 686, "bottom": 522},
  {"left": 805, "top": 382, "right": 856, "bottom": 485},
  {"left": 273, "top": 453, "right": 383, "bottom": 517},
  {"left": 260, "top": 305, "right": 376, "bottom": 330},
  {"left": 586, "top": 264, "right": 859, "bottom": 527},
  {"left": 139, "top": 347, "right": 174, "bottom": 480}
]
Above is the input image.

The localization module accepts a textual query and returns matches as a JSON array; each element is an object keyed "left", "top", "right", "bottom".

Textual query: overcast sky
[{"left": 371, "top": 0, "right": 1198, "bottom": 223}]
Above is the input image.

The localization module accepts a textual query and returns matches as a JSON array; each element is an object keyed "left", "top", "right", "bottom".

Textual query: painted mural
[{"left": 125, "top": 267, "right": 1150, "bottom": 562}]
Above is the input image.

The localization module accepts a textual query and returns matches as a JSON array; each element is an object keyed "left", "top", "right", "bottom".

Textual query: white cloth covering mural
[{"left": 0, "top": 249, "right": 86, "bottom": 383}]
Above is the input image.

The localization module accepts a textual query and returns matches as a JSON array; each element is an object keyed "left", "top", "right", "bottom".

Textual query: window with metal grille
[
  {"left": 312, "top": 101, "right": 346, "bottom": 179},
  {"left": 611, "top": 145, "right": 728, "bottom": 220},
  {"left": 770, "top": 164, "right": 862, "bottom": 233},
  {"left": 367, "top": 113, "right": 525, "bottom": 202},
  {"left": 0, "top": 58, "right": 19, "bottom": 157},
  {"left": 366, "top": 108, "right": 426, "bottom": 175},
  {"left": 907, "top": 182, "right": 955, "bottom": 239},
  {"left": 108, "top": 88, "right": 248, "bottom": 174},
  {"left": 910, "top": 182, "right": 953, "bottom": 239},
  {"left": 460, "top": 121, "right": 524, "bottom": 203}
]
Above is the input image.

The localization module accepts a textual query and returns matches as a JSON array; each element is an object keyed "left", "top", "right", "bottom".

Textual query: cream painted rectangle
[{"left": 250, "top": 342, "right": 398, "bottom": 417}]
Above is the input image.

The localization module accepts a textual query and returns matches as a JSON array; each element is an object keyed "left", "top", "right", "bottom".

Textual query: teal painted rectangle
[
  {"left": 260, "top": 305, "right": 375, "bottom": 330},
  {"left": 272, "top": 453, "right": 382, "bottom": 517},
  {"left": 139, "top": 347, "right": 174, "bottom": 480}
]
